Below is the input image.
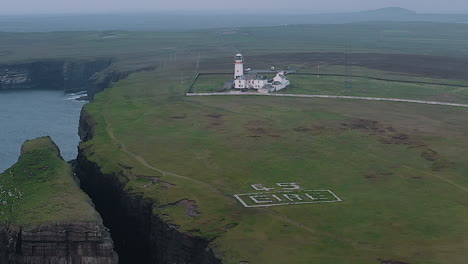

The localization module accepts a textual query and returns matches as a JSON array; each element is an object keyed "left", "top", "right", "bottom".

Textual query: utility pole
[{"left": 317, "top": 63, "right": 320, "bottom": 78}]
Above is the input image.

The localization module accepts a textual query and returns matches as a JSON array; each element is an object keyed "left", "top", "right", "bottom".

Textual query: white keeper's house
[{"left": 232, "top": 53, "right": 290, "bottom": 93}]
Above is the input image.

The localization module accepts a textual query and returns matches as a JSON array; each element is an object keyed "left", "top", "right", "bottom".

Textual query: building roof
[{"left": 236, "top": 74, "right": 266, "bottom": 81}]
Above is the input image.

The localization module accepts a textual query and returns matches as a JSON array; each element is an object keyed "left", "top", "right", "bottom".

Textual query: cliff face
[
  {"left": 0, "top": 59, "right": 111, "bottom": 92},
  {"left": 76, "top": 109, "right": 221, "bottom": 264},
  {"left": 86, "top": 69, "right": 130, "bottom": 101},
  {"left": 0, "top": 137, "right": 118, "bottom": 264},
  {"left": 0, "top": 222, "right": 118, "bottom": 264}
]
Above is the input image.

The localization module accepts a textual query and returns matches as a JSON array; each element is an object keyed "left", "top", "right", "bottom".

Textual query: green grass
[
  {"left": 82, "top": 68, "right": 468, "bottom": 264},
  {"left": 3, "top": 22, "right": 468, "bottom": 71},
  {"left": 0, "top": 137, "right": 101, "bottom": 226},
  {"left": 4, "top": 21, "right": 468, "bottom": 263},
  {"left": 281, "top": 75, "right": 468, "bottom": 103},
  {"left": 193, "top": 74, "right": 232, "bottom": 93},
  {"left": 296, "top": 65, "right": 468, "bottom": 87},
  {"left": 192, "top": 70, "right": 468, "bottom": 104}
]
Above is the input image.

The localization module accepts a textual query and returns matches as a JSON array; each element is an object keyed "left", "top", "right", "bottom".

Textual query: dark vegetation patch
[
  {"left": 421, "top": 149, "right": 439, "bottom": 162},
  {"left": 136, "top": 175, "right": 176, "bottom": 187},
  {"left": 206, "top": 115, "right": 224, "bottom": 127},
  {"left": 364, "top": 171, "right": 394, "bottom": 180},
  {"left": 341, "top": 119, "right": 387, "bottom": 135},
  {"left": 205, "top": 114, "right": 223, "bottom": 119},
  {"left": 201, "top": 52, "right": 468, "bottom": 80},
  {"left": 380, "top": 260, "right": 410, "bottom": 264},
  {"left": 379, "top": 134, "right": 416, "bottom": 145},
  {"left": 342, "top": 119, "right": 419, "bottom": 145},
  {"left": 293, "top": 127, "right": 311, "bottom": 132},
  {"left": 431, "top": 160, "right": 454, "bottom": 172},
  {"left": 178, "top": 199, "right": 200, "bottom": 217},
  {"left": 245, "top": 120, "right": 268, "bottom": 136},
  {"left": 253, "top": 53, "right": 468, "bottom": 81},
  {"left": 342, "top": 119, "right": 452, "bottom": 172},
  {"left": 118, "top": 162, "right": 133, "bottom": 170},
  {"left": 160, "top": 199, "right": 200, "bottom": 217},
  {"left": 249, "top": 127, "right": 267, "bottom": 133},
  {"left": 170, "top": 114, "right": 187, "bottom": 119},
  {"left": 244, "top": 120, "right": 286, "bottom": 138},
  {"left": 291, "top": 125, "right": 331, "bottom": 137},
  {"left": 420, "top": 149, "right": 454, "bottom": 171}
]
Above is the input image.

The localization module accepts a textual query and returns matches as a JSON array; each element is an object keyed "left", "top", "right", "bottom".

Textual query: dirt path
[
  {"left": 187, "top": 92, "right": 468, "bottom": 108},
  {"left": 430, "top": 173, "right": 468, "bottom": 193},
  {"left": 105, "top": 127, "right": 218, "bottom": 191}
]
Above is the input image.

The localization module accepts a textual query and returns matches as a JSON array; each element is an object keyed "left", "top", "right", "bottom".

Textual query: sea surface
[{"left": 0, "top": 89, "right": 86, "bottom": 172}]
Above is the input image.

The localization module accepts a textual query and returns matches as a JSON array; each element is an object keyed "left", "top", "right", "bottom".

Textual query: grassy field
[
  {"left": 192, "top": 71, "right": 468, "bottom": 104},
  {"left": 81, "top": 67, "right": 468, "bottom": 263},
  {"left": 283, "top": 75, "right": 468, "bottom": 103},
  {"left": 192, "top": 74, "right": 232, "bottom": 92},
  {"left": 3, "top": 21, "right": 468, "bottom": 263},
  {"left": 3, "top": 22, "right": 468, "bottom": 71},
  {"left": 0, "top": 137, "right": 101, "bottom": 226}
]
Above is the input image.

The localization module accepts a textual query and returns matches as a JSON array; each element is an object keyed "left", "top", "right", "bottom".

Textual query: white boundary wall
[{"left": 186, "top": 92, "right": 468, "bottom": 108}]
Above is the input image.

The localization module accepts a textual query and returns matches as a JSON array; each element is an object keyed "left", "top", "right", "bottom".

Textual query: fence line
[
  {"left": 186, "top": 72, "right": 200, "bottom": 94},
  {"left": 186, "top": 72, "right": 468, "bottom": 94},
  {"left": 186, "top": 92, "right": 468, "bottom": 108},
  {"left": 294, "top": 73, "right": 468, "bottom": 88}
]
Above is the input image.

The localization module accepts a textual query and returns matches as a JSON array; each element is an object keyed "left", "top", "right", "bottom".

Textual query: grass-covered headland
[
  {"left": 80, "top": 66, "right": 468, "bottom": 263},
  {"left": 0, "top": 137, "right": 100, "bottom": 226}
]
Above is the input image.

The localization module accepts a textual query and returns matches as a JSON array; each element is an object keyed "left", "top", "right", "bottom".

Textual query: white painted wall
[{"left": 234, "top": 53, "right": 244, "bottom": 79}]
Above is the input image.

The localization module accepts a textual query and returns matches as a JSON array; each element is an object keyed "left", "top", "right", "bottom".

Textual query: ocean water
[{"left": 0, "top": 90, "right": 86, "bottom": 172}]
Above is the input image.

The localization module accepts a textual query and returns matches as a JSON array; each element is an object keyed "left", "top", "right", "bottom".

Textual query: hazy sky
[{"left": 2, "top": 0, "right": 468, "bottom": 15}]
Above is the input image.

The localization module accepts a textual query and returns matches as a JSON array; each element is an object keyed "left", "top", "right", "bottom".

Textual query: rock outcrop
[{"left": 0, "top": 222, "right": 117, "bottom": 264}]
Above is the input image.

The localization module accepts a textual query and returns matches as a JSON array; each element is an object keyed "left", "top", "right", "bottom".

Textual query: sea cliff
[
  {"left": 76, "top": 107, "right": 221, "bottom": 264},
  {"left": 0, "top": 137, "right": 118, "bottom": 264},
  {"left": 0, "top": 59, "right": 111, "bottom": 92}
]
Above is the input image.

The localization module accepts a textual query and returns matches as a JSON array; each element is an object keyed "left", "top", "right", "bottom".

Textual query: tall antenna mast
[
  {"left": 345, "top": 41, "right": 352, "bottom": 89},
  {"left": 196, "top": 51, "right": 201, "bottom": 72}
]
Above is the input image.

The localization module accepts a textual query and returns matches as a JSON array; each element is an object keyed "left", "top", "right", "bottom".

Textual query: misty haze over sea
[{"left": 2, "top": 8, "right": 468, "bottom": 32}]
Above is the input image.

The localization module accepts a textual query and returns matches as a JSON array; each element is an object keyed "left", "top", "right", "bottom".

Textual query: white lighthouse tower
[{"left": 234, "top": 53, "right": 244, "bottom": 79}]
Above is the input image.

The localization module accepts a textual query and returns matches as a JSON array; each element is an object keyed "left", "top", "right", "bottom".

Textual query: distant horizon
[{"left": 2, "top": 6, "right": 468, "bottom": 16}]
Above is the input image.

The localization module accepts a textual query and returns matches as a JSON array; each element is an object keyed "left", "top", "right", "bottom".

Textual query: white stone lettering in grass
[{"left": 234, "top": 190, "right": 342, "bottom": 208}]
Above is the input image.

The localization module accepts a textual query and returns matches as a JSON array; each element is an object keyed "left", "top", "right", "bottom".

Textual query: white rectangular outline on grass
[{"left": 234, "top": 190, "right": 342, "bottom": 208}]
